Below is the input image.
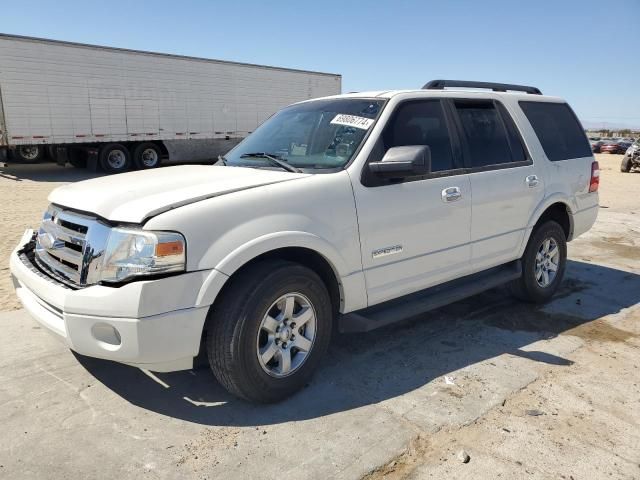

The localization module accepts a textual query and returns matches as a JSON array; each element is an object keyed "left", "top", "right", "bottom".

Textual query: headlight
[{"left": 100, "top": 228, "right": 186, "bottom": 283}]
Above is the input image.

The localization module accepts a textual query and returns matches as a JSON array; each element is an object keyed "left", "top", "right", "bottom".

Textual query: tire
[
  {"left": 509, "top": 221, "right": 567, "bottom": 304},
  {"left": 621, "top": 156, "right": 632, "bottom": 172},
  {"left": 98, "top": 143, "right": 131, "bottom": 174},
  {"left": 206, "top": 260, "right": 332, "bottom": 403},
  {"left": 132, "top": 142, "right": 162, "bottom": 169},
  {"left": 15, "top": 145, "right": 44, "bottom": 163}
]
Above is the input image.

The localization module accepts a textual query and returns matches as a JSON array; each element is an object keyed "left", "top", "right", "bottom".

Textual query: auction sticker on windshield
[{"left": 330, "top": 114, "right": 375, "bottom": 130}]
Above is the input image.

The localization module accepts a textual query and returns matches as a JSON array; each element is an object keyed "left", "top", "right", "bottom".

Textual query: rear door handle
[
  {"left": 442, "top": 186, "right": 462, "bottom": 202},
  {"left": 526, "top": 175, "right": 539, "bottom": 188}
]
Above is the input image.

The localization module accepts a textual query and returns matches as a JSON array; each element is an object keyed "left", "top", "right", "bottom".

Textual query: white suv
[{"left": 10, "top": 80, "right": 599, "bottom": 402}]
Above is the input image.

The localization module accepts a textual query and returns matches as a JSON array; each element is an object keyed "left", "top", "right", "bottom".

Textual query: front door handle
[
  {"left": 526, "top": 175, "right": 539, "bottom": 188},
  {"left": 442, "top": 186, "right": 462, "bottom": 203}
]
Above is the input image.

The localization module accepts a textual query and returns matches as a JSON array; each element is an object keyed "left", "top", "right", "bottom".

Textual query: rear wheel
[
  {"left": 206, "top": 260, "right": 332, "bottom": 403},
  {"left": 621, "top": 156, "right": 632, "bottom": 172},
  {"left": 509, "top": 221, "right": 567, "bottom": 303},
  {"left": 133, "top": 142, "right": 162, "bottom": 169},
  {"left": 15, "top": 145, "right": 44, "bottom": 163},
  {"left": 99, "top": 143, "right": 130, "bottom": 173}
]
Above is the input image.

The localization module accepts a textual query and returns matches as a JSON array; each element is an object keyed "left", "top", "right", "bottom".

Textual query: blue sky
[{"left": 2, "top": 0, "right": 639, "bottom": 128}]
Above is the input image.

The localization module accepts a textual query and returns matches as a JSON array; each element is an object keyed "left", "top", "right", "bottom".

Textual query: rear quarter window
[{"left": 519, "top": 101, "right": 592, "bottom": 161}]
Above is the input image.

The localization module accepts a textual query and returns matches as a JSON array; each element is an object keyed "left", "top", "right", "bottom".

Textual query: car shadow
[
  {"left": 76, "top": 259, "right": 640, "bottom": 426},
  {"left": 0, "top": 161, "right": 105, "bottom": 183},
  {"left": 0, "top": 159, "right": 215, "bottom": 182}
]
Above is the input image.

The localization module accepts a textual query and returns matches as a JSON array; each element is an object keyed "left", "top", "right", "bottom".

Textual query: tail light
[{"left": 589, "top": 161, "right": 600, "bottom": 192}]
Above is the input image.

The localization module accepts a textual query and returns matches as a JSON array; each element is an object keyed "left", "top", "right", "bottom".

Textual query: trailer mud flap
[
  {"left": 55, "top": 146, "right": 68, "bottom": 166},
  {"left": 86, "top": 147, "right": 99, "bottom": 171}
]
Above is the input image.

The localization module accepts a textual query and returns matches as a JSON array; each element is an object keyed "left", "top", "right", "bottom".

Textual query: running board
[{"left": 339, "top": 260, "right": 522, "bottom": 333}]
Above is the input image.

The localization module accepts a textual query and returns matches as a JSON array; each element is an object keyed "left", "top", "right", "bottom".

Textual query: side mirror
[{"left": 369, "top": 145, "right": 431, "bottom": 179}]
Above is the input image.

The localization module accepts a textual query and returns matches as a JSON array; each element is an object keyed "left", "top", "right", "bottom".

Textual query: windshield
[{"left": 224, "top": 98, "right": 386, "bottom": 170}]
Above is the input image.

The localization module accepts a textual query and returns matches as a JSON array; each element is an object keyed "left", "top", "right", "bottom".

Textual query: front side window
[
  {"left": 519, "top": 101, "right": 592, "bottom": 161},
  {"left": 380, "top": 100, "right": 455, "bottom": 172},
  {"left": 454, "top": 100, "right": 520, "bottom": 168},
  {"left": 225, "top": 99, "right": 385, "bottom": 170}
]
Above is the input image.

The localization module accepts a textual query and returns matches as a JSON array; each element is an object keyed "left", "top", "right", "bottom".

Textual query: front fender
[
  {"left": 215, "top": 231, "right": 352, "bottom": 277},
  {"left": 195, "top": 231, "right": 368, "bottom": 313}
]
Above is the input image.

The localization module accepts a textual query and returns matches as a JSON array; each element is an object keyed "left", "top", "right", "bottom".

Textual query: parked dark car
[
  {"left": 600, "top": 140, "right": 630, "bottom": 154},
  {"left": 590, "top": 140, "right": 603, "bottom": 153}
]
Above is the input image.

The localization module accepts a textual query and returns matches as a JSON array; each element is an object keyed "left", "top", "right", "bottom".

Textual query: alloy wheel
[
  {"left": 535, "top": 237, "right": 560, "bottom": 287},
  {"left": 256, "top": 292, "right": 317, "bottom": 378}
]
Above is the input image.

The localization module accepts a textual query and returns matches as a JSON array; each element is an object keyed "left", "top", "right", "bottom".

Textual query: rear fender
[{"left": 516, "top": 194, "right": 575, "bottom": 257}]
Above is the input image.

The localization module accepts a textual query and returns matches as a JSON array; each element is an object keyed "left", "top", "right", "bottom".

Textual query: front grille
[
  {"left": 34, "top": 206, "right": 110, "bottom": 287},
  {"left": 19, "top": 247, "right": 75, "bottom": 290}
]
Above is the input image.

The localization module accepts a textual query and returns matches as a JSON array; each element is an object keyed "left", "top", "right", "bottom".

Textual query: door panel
[
  {"left": 353, "top": 174, "right": 472, "bottom": 305},
  {"left": 470, "top": 165, "right": 543, "bottom": 270},
  {"left": 451, "top": 99, "right": 544, "bottom": 270},
  {"left": 352, "top": 98, "right": 472, "bottom": 306}
]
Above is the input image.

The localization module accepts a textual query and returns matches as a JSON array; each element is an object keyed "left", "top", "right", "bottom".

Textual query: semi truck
[{"left": 0, "top": 34, "right": 341, "bottom": 172}]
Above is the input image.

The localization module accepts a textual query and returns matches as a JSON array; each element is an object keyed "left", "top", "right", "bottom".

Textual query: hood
[{"left": 49, "top": 165, "right": 309, "bottom": 223}]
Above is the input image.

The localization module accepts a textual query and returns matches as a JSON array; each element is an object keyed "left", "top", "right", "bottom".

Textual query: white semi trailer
[{"left": 0, "top": 34, "right": 341, "bottom": 172}]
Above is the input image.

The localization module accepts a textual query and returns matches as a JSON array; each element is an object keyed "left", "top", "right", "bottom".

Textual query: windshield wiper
[
  {"left": 216, "top": 155, "right": 227, "bottom": 166},
  {"left": 240, "top": 152, "right": 302, "bottom": 173}
]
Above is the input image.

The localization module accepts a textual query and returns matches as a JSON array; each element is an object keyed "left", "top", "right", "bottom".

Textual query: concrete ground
[{"left": 0, "top": 154, "right": 639, "bottom": 479}]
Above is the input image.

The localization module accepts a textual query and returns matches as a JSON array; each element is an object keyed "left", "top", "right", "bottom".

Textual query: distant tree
[{"left": 619, "top": 129, "right": 632, "bottom": 136}]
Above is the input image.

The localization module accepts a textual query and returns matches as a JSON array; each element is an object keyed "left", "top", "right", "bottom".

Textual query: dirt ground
[{"left": 0, "top": 165, "right": 105, "bottom": 310}]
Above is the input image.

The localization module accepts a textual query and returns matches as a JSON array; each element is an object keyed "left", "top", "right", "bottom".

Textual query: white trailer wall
[{"left": 0, "top": 35, "right": 341, "bottom": 147}]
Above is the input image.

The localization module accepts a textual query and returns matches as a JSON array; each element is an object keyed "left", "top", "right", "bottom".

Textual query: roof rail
[{"left": 423, "top": 79, "right": 542, "bottom": 95}]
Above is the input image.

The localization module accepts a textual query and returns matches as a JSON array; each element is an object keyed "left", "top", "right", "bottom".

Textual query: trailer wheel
[
  {"left": 99, "top": 143, "right": 131, "bottom": 173},
  {"left": 133, "top": 143, "right": 162, "bottom": 169},
  {"left": 15, "top": 145, "right": 44, "bottom": 163}
]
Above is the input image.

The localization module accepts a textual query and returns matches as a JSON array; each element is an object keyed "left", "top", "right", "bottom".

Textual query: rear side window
[
  {"left": 519, "top": 101, "right": 592, "bottom": 161},
  {"left": 381, "top": 100, "right": 455, "bottom": 172},
  {"left": 454, "top": 100, "right": 525, "bottom": 167}
]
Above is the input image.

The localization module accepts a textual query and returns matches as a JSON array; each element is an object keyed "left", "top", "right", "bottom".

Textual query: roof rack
[{"left": 423, "top": 80, "right": 542, "bottom": 95}]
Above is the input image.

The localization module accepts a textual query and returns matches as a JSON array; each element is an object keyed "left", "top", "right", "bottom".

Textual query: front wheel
[
  {"left": 509, "top": 221, "right": 567, "bottom": 303},
  {"left": 206, "top": 260, "right": 332, "bottom": 403}
]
